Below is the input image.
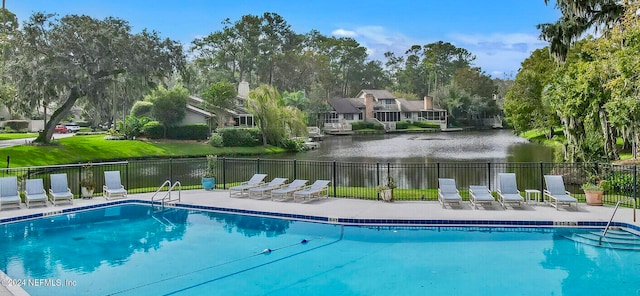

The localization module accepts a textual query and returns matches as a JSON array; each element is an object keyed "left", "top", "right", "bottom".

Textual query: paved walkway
[{"left": 1, "top": 189, "right": 638, "bottom": 226}]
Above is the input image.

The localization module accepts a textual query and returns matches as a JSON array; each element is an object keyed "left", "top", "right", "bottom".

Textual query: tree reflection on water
[
  {"left": 206, "top": 211, "right": 292, "bottom": 238},
  {"left": 0, "top": 205, "right": 188, "bottom": 276}
]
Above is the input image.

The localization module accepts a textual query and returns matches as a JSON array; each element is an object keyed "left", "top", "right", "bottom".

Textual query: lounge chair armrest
[{"left": 565, "top": 191, "right": 571, "bottom": 195}]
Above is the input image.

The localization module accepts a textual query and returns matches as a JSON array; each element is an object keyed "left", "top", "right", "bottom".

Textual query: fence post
[
  {"left": 257, "top": 158, "right": 261, "bottom": 173},
  {"left": 540, "top": 162, "right": 544, "bottom": 197},
  {"left": 293, "top": 159, "right": 297, "bottom": 180},
  {"left": 125, "top": 162, "right": 129, "bottom": 193},
  {"left": 487, "top": 162, "right": 491, "bottom": 190},
  {"left": 332, "top": 160, "right": 337, "bottom": 197},
  {"left": 222, "top": 157, "right": 227, "bottom": 190},
  {"left": 376, "top": 162, "right": 381, "bottom": 201},
  {"left": 437, "top": 163, "right": 440, "bottom": 179},
  {"left": 634, "top": 165, "right": 637, "bottom": 206},
  {"left": 170, "top": 158, "right": 173, "bottom": 182},
  {"left": 78, "top": 165, "right": 82, "bottom": 194}
]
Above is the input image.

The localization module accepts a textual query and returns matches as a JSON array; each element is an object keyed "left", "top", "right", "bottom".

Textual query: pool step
[{"left": 563, "top": 228, "right": 640, "bottom": 251}]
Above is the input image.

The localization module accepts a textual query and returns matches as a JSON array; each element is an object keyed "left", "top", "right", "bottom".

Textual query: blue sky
[{"left": 9, "top": 0, "right": 560, "bottom": 78}]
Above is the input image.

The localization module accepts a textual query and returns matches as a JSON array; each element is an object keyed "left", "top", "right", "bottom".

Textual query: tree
[
  {"left": 542, "top": 38, "right": 616, "bottom": 162},
  {"left": 603, "top": 1, "right": 640, "bottom": 159},
  {"left": 282, "top": 90, "right": 309, "bottom": 110},
  {"left": 538, "top": 0, "right": 624, "bottom": 61},
  {"left": 145, "top": 85, "right": 189, "bottom": 137},
  {"left": 201, "top": 80, "right": 237, "bottom": 127},
  {"left": 3, "top": 13, "right": 184, "bottom": 143},
  {"left": 504, "top": 48, "right": 558, "bottom": 136},
  {"left": 246, "top": 84, "right": 306, "bottom": 146}
]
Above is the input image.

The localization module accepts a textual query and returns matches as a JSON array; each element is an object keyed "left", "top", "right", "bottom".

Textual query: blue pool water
[{"left": 1, "top": 204, "right": 639, "bottom": 295}]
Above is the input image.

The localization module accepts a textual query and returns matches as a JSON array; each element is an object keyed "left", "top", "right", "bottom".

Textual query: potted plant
[
  {"left": 80, "top": 163, "right": 95, "bottom": 198},
  {"left": 377, "top": 176, "right": 396, "bottom": 202},
  {"left": 581, "top": 178, "right": 609, "bottom": 206},
  {"left": 201, "top": 155, "right": 217, "bottom": 190}
]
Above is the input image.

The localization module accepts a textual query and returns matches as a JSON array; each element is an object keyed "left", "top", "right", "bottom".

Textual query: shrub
[
  {"left": 395, "top": 120, "right": 411, "bottom": 130},
  {"left": 209, "top": 133, "right": 223, "bottom": 147},
  {"left": 412, "top": 121, "right": 440, "bottom": 128},
  {"left": 607, "top": 172, "right": 639, "bottom": 195},
  {"left": 217, "top": 127, "right": 261, "bottom": 147},
  {"left": 5, "top": 120, "right": 29, "bottom": 131},
  {"left": 351, "top": 121, "right": 384, "bottom": 131},
  {"left": 279, "top": 137, "right": 304, "bottom": 152},
  {"left": 130, "top": 101, "right": 154, "bottom": 118},
  {"left": 118, "top": 115, "right": 151, "bottom": 139},
  {"left": 167, "top": 124, "right": 209, "bottom": 140},
  {"left": 142, "top": 121, "right": 164, "bottom": 139}
]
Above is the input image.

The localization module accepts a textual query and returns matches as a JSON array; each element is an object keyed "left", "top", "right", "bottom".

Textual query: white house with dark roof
[
  {"left": 184, "top": 81, "right": 255, "bottom": 130},
  {"left": 323, "top": 89, "right": 447, "bottom": 133}
]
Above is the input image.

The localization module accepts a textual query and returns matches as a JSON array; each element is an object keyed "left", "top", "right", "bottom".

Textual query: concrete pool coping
[
  {"left": 2, "top": 189, "right": 639, "bottom": 227},
  {"left": 1, "top": 189, "right": 639, "bottom": 296}
]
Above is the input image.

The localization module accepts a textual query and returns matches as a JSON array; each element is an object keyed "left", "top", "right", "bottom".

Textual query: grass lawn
[
  {"left": 0, "top": 133, "right": 38, "bottom": 140},
  {"left": 0, "top": 134, "right": 285, "bottom": 167}
]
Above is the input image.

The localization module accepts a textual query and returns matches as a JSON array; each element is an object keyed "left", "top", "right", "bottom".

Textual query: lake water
[{"left": 269, "top": 130, "right": 555, "bottom": 163}]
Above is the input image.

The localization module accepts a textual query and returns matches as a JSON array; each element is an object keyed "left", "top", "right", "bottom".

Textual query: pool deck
[
  {"left": 1, "top": 189, "right": 638, "bottom": 226},
  {"left": 1, "top": 189, "right": 639, "bottom": 296}
]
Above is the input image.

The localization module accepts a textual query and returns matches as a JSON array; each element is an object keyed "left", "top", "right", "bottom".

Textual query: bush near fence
[
  {"left": 217, "top": 128, "right": 262, "bottom": 147},
  {"left": 351, "top": 121, "right": 384, "bottom": 131},
  {"left": 2, "top": 158, "right": 637, "bottom": 206}
]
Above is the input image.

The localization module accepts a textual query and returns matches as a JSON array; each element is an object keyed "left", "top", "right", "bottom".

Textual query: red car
[{"left": 54, "top": 125, "right": 69, "bottom": 133}]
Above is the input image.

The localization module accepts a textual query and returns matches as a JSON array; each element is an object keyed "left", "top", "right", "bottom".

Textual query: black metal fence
[{"left": 1, "top": 158, "right": 637, "bottom": 206}]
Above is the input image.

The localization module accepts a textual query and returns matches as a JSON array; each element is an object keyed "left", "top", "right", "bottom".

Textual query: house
[
  {"left": 183, "top": 81, "right": 255, "bottom": 131},
  {"left": 323, "top": 89, "right": 447, "bottom": 133}
]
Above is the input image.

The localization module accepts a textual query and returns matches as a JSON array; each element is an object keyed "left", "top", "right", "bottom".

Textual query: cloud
[
  {"left": 332, "top": 26, "right": 427, "bottom": 61},
  {"left": 331, "top": 29, "right": 358, "bottom": 38},
  {"left": 449, "top": 32, "right": 546, "bottom": 53},
  {"left": 448, "top": 32, "right": 548, "bottom": 77},
  {"left": 331, "top": 26, "right": 548, "bottom": 77}
]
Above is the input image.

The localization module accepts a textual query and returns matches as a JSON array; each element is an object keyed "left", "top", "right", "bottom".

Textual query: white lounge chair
[
  {"left": 544, "top": 175, "right": 579, "bottom": 210},
  {"left": 293, "top": 180, "right": 331, "bottom": 202},
  {"left": 49, "top": 173, "right": 74, "bottom": 205},
  {"left": 497, "top": 173, "right": 524, "bottom": 209},
  {"left": 469, "top": 185, "right": 495, "bottom": 209},
  {"left": 248, "top": 177, "right": 288, "bottom": 199},
  {"left": 0, "top": 176, "right": 21, "bottom": 210},
  {"left": 103, "top": 171, "right": 127, "bottom": 200},
  {"left": 25, "top": 178, "right": 48, "bottom": 208},
  {"left": 271, "top": 179, "right": 308, "bottom": 201},
  {"left": 438, "top": 178, "right": 463, "bottom": 208},
  {"left": 229, "top": 174, "right": 267, "bottom": 198}
]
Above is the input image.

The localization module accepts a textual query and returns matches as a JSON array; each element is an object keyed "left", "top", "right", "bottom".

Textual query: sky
[{"left": 8, "top": 0, "right": 560, "bottom": 79}]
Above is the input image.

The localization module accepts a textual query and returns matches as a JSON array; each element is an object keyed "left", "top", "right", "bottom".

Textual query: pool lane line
[
  {"left": 162, "top": 226, "right": 345, "bottom": 296},
  {"left": 106, "top": 228, "right": 344, "bottom": 296}
]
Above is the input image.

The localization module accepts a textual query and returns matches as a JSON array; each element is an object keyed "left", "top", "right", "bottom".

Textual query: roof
[
  {"left": 396, "top": 98, "right": 446, "bottom": 112},
  {"left": 358, "top": 89, "right": 396, "bottom": 100},
  {"left": 397, "top": 99, "right": 422, "bottom": 112},
  {"left": 186, "top": 104, "right": 212, "bottom": 118},
  {"left": 327, "top": 98, "right": 361, "bottom": 113}
]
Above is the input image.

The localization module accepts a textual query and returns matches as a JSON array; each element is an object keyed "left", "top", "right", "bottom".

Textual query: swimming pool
[{"left": 1, "top": 203, "right": 639, "bottom": 295}]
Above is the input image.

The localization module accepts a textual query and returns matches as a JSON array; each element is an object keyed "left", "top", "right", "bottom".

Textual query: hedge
[
  {"left": 142, "top": 121, "right": 163, "bottom": 139},
  {"left": 5, "top": 120, "right": 29, "bottom": 131},
  {"left": 167, "top": 124, "right": 209, "bottom": 140},
  {"left": 351, "top": 121, "right": 384, "bottom": 130},
  {"left": 217, "top": 127, "right": 262, "bottom": 147}
]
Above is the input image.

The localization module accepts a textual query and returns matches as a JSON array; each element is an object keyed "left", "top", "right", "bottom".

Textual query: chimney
[
  {"left": 237, "top": 81, "right": 250, "bottom": 98},
  {"left": 423, "top": 96, "right": 433, "bottom": 110},
  {"left": 364, "top": 94, "right": 374, "bottom": 120}
]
